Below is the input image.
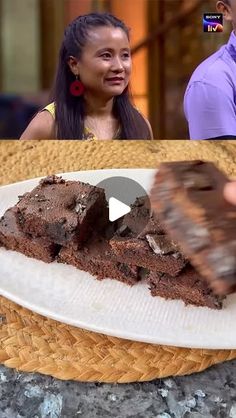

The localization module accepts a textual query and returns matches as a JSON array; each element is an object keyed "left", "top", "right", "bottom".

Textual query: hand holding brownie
[
  {"left": 150, "top": 161, "right": 236, "bottom": 296},
  {"left": 224, "top": 181, "right": 236, "bottom": 205}
]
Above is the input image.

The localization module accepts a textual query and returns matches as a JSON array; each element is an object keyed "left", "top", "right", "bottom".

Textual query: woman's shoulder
[{"left": 20, "top": 105, "right": 56, "bottom": 140}]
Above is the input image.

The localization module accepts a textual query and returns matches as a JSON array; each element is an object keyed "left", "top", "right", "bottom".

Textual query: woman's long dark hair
[{"left": 51, "top": 13, "right": 151, "bottom": 140}]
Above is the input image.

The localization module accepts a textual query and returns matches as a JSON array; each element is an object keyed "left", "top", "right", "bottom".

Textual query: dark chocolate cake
[
  {"left": 110, "top": 196, "right": 187, "bottom": 276},
  {"left": 58, "top": 227, "right": 139, "bottom": 285},
  {"left": 0, "top": 207, "right": 60, "bottom": 262},
  {"left": 147, "top": 265, "right": 224, "bottom": 309},
  {"left": 16, "top": 175, "right": 108, "bottom": 248}
]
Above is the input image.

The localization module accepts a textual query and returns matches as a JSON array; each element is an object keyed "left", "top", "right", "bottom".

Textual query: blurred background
[{"left": 0, "top": 0, "right": 232, "bottom": 139}]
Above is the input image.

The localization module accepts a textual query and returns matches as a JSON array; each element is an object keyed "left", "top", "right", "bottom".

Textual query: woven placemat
[{"left": 1, "top": 139, "right": 236, "bottom": 383}]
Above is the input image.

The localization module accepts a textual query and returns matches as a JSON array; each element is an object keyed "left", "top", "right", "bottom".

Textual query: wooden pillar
[
  {"left": 148, "top": 0, "right": 166, "bottom": 139},
  {"left": 40, "top": 0, "right": 65, "bottom": 90}
]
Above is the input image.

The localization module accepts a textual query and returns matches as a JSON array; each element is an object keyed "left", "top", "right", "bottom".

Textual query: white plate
[{"left": 0, "top": 168, "right": 236, "bottom": 349}]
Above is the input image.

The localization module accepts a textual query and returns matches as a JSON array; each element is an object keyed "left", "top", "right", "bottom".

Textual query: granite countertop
[{"left": 1, "top": 360, "right": 236, "bottom": 418}]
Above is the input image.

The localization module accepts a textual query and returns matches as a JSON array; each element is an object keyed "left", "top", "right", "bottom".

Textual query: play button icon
[
  {"left": 109, "top": 197, "right": 131, "bottom": 222},
  {"left": 96, "top": 176, "right": 151, "bottom": 231}
]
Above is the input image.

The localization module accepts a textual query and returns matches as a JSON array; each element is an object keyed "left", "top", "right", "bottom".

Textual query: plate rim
[{"left": 0, "top": 168, "right": 156, "bottom": 189}]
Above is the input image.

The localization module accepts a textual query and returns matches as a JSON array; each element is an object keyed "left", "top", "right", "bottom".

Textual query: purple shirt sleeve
[{"left": 184, "top": 82, "right": 236, "bottom": 139}]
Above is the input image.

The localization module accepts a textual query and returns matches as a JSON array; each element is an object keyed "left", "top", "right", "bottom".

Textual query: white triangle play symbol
[{"left": 109, "top": 197, "right": 131, "bottom": 222}]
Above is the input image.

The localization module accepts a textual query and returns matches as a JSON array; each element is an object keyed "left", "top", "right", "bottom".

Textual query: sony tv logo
[{"left": 203, "top": 13, "right": 223, "bottom": 32}]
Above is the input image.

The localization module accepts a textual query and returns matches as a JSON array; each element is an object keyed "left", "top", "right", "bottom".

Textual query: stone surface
[{"left": 1, "top": 360, "right": 236, "bottom": 417}]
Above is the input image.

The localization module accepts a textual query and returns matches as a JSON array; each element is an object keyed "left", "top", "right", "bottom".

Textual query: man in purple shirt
[{"left": 184, "top": 0, "right": 236, "bottom": 140}]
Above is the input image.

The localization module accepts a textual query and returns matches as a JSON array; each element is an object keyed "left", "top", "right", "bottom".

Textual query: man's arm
[
  {"left": 208, "top": 136, "right": 236, "bottom": 140},
  {"left": 184, "top": 82, "right": 236, "bottom": 140}
]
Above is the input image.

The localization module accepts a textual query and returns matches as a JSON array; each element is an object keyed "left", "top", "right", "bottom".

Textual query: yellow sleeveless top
[{"left": 44, "top": 103, "right": 119, "bottom": 140}]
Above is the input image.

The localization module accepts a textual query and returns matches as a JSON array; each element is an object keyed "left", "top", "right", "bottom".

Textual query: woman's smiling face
[{"left": 69, "top": 26, "right": 132, "bottom": 99}]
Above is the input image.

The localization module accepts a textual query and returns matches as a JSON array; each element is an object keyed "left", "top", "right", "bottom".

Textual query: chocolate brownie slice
[
  {"left": 110, "top": 196, "right": 186, "bottom": 276},
  {"left": 16, "top": 175, "right": 108, "bottom": 248},
  {"left": 0, "top": 207, "right": 60, "bottom": 262},
  {"left": 150, "top": 160, "right": 236, "bottom": 295},
  {"left": 147, "top": 265, "right": 224, "bottom": 309},
  {"left": 58, "top": 225, "right": 139, "bottom": 285}
]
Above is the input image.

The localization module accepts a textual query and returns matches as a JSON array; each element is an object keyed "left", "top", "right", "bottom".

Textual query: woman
[{"left": 21, "top": 12, "right": 153, "bottom": 140}]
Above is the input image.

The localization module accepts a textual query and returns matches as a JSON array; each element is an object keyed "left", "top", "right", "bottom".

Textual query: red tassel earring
[{"left": 70, "top": 75, "right": 85, "bottom": 96}]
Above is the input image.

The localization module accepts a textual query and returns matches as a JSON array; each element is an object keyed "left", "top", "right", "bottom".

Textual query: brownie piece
[
  {"left": 116, "top": 196, "right": 153, "bottom": 236},
  {"left": 58, "top": 226, "right": 139, "bottom": 286},
  {"left": 150, "top": 160, "right": 236, "bottom": 295},
  {"left": 110, "top": 196, "right": 186, "bottom": 276},
  {"left": 16, "top": 175, "right": 108, "bottom": 248},
  {"left": 0, "top": 207, "right": 60, "bottom": 262},
  {"left": 147, "top": 265, "right": 224, "bottom": 309}
]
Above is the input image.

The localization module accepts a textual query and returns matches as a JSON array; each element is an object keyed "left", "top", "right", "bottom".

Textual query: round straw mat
[{"left": 1, "top": 139, "right": 236, "bottom": 383}]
